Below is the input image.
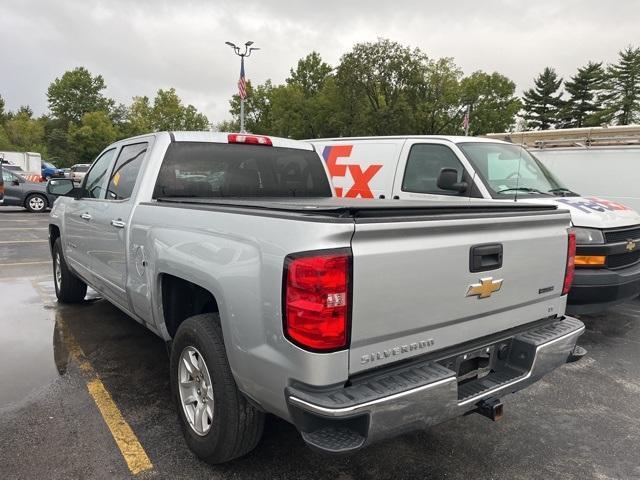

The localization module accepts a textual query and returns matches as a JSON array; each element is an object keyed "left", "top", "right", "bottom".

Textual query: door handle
[
  {"left": 470, "top": 244, "right": 503, "bottom": 272},
  {"left": 80, "top": 213, "right": 92, "bottom": 221},
  {"left": 111, "top": 219, "right": 126, "bottom": 228}
]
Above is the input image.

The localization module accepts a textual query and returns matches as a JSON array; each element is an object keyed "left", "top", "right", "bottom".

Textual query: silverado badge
[
  {"left": 626, "top": 240, "right": 637, "bottom": 252},
  {"left": 467, "top": 277, "right": 503, "bottom": 299}
]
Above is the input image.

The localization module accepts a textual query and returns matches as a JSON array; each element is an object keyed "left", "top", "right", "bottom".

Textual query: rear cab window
[{"left": 153, "top": 142, "right": 332, "bottom": 198}]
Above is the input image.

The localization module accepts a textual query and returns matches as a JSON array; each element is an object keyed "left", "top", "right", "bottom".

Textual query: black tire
[
  {"left": 170, "top": 313, "right": 264, "bottom": 464},
  {"left": 25, "top": 193, "right": 48, "bottom": 213},
  {"left": 53, "top": 238, "right": 87, "bottom": 303}
]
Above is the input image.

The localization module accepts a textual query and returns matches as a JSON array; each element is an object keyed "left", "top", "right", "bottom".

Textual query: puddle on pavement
[
  {"left": 0, "top": 277, "right": 101, "bottom": 407},
  {"left": 0, "top": 277, "right": 59, "bottom": 406}
]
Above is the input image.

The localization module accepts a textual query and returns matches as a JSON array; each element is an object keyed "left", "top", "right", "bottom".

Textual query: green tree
[
  {"left": 269, "top": 52, "right": 339, "bottom": 139},
  {"left": 4, "top": 111, "right": 47, "bottom": 155},
  {"left": 47, "top": 67, "right": 115, "bottom": 123},
  {"left": 68, "top": 111, "right": 118, "bottom": 163},
  {"left": 226, "top": 80, "right": 274, "bottom": 134},
  {"left": 460, "top": 71, "right": 521, "bottom": 135},
  {"left": 522, "top": 67, "right": 563, "bottom": 130},
  {"left": 0, "top": 94, "right": 6, "bottom": 123},
  {"left": 124, "top": 96, "right": 154, "bottom": 136},
  {"left": 560, "top": 62, "right": 606, "bottom": 128},
  {"left": 336, "top": 39, "right": 425, "bottom": 135},
  {"left": 287, "top": 52, "right": 333, "bottom": 96},
  {"left": 414, "top": 57, "right": 463, "bottom": 134},
  {"left": 149, "top": 88, "right": 209, "bottom": 131},
  {"left": 603, "top": 46, "right": 640, "bottom": 125}
]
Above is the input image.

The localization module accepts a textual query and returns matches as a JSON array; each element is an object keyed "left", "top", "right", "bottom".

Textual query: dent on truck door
[{"left": 89, "top": 142, "right": 148, "bottom": 310}]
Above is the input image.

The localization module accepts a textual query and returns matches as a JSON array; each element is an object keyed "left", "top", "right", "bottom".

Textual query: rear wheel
[
  {"left": 170, "top": 313, "right": 264, "bottom": 464},
  {"left": 53, "top": 238, "right": 87, "bottom": 303},
  {"left": 25, "top": 193, "right": 47, "bottom": 213}
]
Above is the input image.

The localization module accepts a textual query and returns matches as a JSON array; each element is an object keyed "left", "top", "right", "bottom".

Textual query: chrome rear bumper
[{"left": 286, "top": 316, "right": 585, "bottom": 453}]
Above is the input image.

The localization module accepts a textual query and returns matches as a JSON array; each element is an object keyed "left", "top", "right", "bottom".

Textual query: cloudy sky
[{"left": 2, "top": 0, "right": 639, "bottom": 123}]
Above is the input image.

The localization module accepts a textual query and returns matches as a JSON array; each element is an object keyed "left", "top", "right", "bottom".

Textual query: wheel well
[
  {"left": 49, "top": 225, "right": 60, "bottom": 252},
  {"left": 161, "top": 274, "right": 219, "bottom": 338}
]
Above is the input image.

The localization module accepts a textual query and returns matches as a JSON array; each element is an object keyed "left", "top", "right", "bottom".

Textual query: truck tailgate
[{"left": 349, "top": 210, "right": 571, "bottom": 374}]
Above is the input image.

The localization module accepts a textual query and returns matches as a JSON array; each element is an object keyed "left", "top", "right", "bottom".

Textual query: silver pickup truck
[{"left": 47, "top": 132, "right": 585, "bottom": 464}]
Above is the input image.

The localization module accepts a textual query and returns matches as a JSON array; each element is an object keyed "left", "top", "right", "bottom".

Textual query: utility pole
[{"left": 225, "top": 41, "right": 260, "bottom": 133}]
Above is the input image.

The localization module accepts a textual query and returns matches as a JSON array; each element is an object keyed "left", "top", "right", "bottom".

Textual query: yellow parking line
[
  {"left": 58, "top": 318, "right": 153, "bottom": 475},
  {"left": 0, "top": 240, "right": 48, "bottom": 244}
]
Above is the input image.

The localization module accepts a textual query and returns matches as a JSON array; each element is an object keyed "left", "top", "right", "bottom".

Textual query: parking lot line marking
[
  {"left": 0, "top": 227, "right": 48, "bottom": 230},
  {"left": 58, "top": 318, "right": 154, "bottom": 475},
  {"left": 0, "top": 239, "right": 48, "bottom": 244},
  {"left": 0, "top": 261, "right": 50, "bottom": 266}
]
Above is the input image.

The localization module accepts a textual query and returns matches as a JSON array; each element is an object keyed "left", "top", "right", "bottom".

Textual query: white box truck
[
  {"left": 0, "top": 151, "right": 42, "bottom": 173},
  {"left": 309, "top": 135, "right": 640, "bottom": 315}
]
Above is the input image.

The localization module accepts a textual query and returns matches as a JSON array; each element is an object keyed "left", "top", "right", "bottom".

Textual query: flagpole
[
  {"left": 240, "top": 57, "right": 245, "bottom": 133},
  {"left": 225, "top": 41, "right": 259, "bottom": 134},
  {"left": 464, "top": 104, "right": 471, "bottom": 136}
]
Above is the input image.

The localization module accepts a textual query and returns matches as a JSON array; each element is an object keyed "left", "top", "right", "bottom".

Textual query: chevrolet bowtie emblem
[
  {"left": 467, "top": 277, "right": 503, "bottom": 299},
  {"left": 626, "top": 240, "right": 637, "bottom": 252}
]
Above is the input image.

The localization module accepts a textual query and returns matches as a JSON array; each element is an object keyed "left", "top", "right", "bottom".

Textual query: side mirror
[
  {"left": 47, "top": 178, "right": 77, "bottom": 197},
  {"left": 12, "top": 179, "right": 20, "bottom": 186},
  {"left": 437, "top": 168, "right": 468, "bottom": 193}
]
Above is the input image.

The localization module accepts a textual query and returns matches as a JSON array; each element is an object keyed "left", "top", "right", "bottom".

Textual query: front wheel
[
  {"left": 53, "top": 238, "right": 87, "bottom": 303},
  {"left": 25, "top": 193, "right": 48, "bottom": 213},
  {"left": 170, "top": 313, "right": 264, "bottom": 464}
]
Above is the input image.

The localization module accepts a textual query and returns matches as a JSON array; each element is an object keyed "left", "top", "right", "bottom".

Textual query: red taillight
[
  {"left": 227, "top": 133, "right": 272, "bottom": 146},
  {"left": 563, "top": 230, "right": 576, "bottom": 295},
  {"left": 283, "top": 250, "right": 351, "bottom": 352}
]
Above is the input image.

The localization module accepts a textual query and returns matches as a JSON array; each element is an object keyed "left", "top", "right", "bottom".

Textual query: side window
[
  {"left": 106, "top": 143, "right": 147, "bottom": 201},
  {"left": 402, "top": 144, "right": 465, "bottom": 195},
  {"left": 83, "top": 149, "right": 116, "bottom": 199},
  {"left": 2, "top": 169, "right": 13, "bottom": 183}
]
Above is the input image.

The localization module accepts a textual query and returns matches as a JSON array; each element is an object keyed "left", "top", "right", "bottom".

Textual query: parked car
[
  {"left": 1, "top": 167, "right": 57, "bottom": 212},
  {"left": 0, "top": 164, "right": 4, "bottom": 204},
  {"left": 309, "top": 136, "right": 640, "bottom": 314},
  {"left": 69, "top": 163, "right": 91, "bottom": 183},
  {"left": 48, "top": 132, "right": 585, "bottom": 464},
  {"left": 41, "top": 161, "right": 65, "bottom": 180}
]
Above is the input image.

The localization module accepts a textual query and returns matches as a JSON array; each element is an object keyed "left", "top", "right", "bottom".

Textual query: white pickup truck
[
  {"left": 310, "top": 136, "right": 640, "bottom": 314},
  {"left": 47, "top": 132, "right": 585, "bottom": 463}
]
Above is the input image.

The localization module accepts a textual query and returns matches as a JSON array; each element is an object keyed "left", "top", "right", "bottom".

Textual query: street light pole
[{"left": 225, "top": 41, "right": 259, "bottom": 133}]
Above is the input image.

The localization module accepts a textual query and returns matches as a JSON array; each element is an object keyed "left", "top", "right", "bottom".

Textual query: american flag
[
  {"left": 462, "top": 106, "right": 470, "bottom": 133},
  {"left": 238, "top": 57, "right": 247, "bottom": 100}
]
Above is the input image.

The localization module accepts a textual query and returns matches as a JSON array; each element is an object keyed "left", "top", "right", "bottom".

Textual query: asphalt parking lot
[{"left": 0, "top": 206, "right": 639, "bottom": 480}]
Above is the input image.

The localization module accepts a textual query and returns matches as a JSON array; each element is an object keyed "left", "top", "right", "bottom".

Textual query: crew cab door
[
  {"left": 63, "top": 148, "right": 117, "bottom": 284},
  {"left": 391, "top": 140, "right": 485, "bottom": 201},
  {"left": 89, "top": 142, "right": 148, "bottom": 309}
]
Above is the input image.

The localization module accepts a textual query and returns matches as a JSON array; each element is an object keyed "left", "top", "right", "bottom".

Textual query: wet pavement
[{"left": 1, "top": 206, "right": 639, "bottom": 479}]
